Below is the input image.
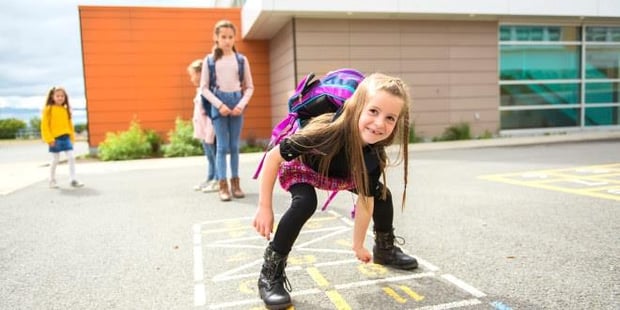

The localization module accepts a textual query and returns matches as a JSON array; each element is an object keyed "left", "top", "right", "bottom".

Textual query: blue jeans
[
  {"left": 201, "top": 141, "right": 216, "bottom": 181},
  {"left": 210, "top": 90, "right": 243, "bottom": 180}
]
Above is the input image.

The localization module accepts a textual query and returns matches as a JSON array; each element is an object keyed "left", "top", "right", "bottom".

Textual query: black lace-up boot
[
  {"left": 258, "top": 244, "right": 292, "bottom": 309},
  {"left": 373, "top": 229, "right": 418, "bottom": 270}
]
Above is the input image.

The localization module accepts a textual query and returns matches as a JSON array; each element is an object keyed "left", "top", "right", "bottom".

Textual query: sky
[{"left": 0, "top": 0, "right": 222, "bottom": 114}]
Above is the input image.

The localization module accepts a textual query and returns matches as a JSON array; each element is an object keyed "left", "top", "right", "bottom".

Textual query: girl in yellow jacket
[{"left": 40, "top": 86, "right": 84, "bottom": 188}]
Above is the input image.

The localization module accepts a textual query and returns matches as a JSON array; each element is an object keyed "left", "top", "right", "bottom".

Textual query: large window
[{"left": 499, "top": 25, "right": 620, "bottom": 131}]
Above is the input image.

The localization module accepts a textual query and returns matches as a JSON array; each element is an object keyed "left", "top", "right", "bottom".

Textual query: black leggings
[{"left": 271, "top": 183, "right": 394, "bottom": 255}]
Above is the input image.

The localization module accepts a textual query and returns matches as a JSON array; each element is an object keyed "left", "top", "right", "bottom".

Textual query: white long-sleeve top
[{"left": 200, "top": 53, "right": 254, "bottom": 110}]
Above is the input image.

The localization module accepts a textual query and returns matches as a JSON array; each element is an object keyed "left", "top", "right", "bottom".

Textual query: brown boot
[
  {"left": 218, "top": 180, "right": 231, "bottom": 201},
  {"left": 230, "top": 177, "right": 245, "bottom": 198}
]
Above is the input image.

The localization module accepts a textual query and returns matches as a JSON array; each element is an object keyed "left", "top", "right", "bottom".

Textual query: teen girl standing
[
  {"left": 40, "top": 86, "right": 84, "bottom": 188},
  {"left": 253, "top": 73, "right": 418, "bottom": 309},
  {"left": 200, "top": 20, "right": 254, "bottom": 201}
]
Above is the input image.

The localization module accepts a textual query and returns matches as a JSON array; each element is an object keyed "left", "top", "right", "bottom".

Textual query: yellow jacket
[{"left": 41, "top": 105, "right": 75, "bottom": 144}]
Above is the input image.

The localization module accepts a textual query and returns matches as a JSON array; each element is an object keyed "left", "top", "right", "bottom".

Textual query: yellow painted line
[
  {"left": 357, "top": 263, "right": 388, "bottom": 277},
  {"left": 483, "top": 173, "right": 620, "bottom": 187},
  {"left": 398, "top": 285, "right": 425, "bottom": 301},
  {"left": 325, "top": 290, "right": 352, "bottom": 310},
  {"left": 578, "top": 184, "right": 620, "bottom": 192},
  {"left": 583, "top": 174, "right": 620, "bottom": 183},
  {"left": 382, "top": 287, "right": 406, "bottom": 304},
  {"left": 288, "top": 255, "right": 317, "bottom": 265},
  {"left": 483, "top": 176, "right": 620, "bottom": 201},
  {"left": 530, "top": 178, "right": 612, "bottom": 187},
  {"left": 306, "top": 267, "right": 330, "bottom": 288},
  {"left": 238, "top": 279, "right": 254, "bottom": 295},
  {"left": 479, "top": 163, "right": 620, "bottom": 180}
]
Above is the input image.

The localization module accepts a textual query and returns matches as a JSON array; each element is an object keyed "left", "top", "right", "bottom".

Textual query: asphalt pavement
[{"left": 1, "top": 131, "right": 619, "bottom": 310}]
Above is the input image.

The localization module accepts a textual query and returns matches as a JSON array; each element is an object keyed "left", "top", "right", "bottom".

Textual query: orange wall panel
[{"left": 79, "top": 6, "right": 271, "bottom": 146}]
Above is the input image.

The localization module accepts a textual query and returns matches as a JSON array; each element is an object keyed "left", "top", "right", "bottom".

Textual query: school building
[{"left": 79, "top": 0, "right": 620, "bottom": 148}]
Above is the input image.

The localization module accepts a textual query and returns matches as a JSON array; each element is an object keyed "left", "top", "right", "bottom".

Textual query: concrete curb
[
  {"left": 1, "top": 130, "right": 618, "bottom": 196},
  {"left": 409, "top": 131, "right": 620, "bottom": 152}
]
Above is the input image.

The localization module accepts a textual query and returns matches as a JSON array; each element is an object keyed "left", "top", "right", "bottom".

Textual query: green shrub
[
  {"left": 74, "top": 123, "right": 87, "bottom": 134},
  {"left": 477, "top": 130, "right": 494, "bottom": 139},
  {"left": 29, "top": 117, "right": 41, "bottom": 131},
  {"left": 408, "top": 125, "right": 424, "bottom": 143},
  {"left": 434, "top": 122, "right": 471, "bottom": 141},
  {"left": 162, "top": 118, "right": 203, "bottom": 157},
  {"left": 145, "top": 129, "right": 164, "bottom": 156},
  {"left": 240, "top": 132, "right": 266, "bottom": 153},
  {"left": 0, "top": 118, "right": 27, "bottom": 139},
  {"left": 98, "top": 120, "right": 153, "bottom": 161}
]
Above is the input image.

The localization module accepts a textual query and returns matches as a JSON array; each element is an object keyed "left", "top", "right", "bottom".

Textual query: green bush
[
  {"left": 162, "top": 118, "right": 203, "bottom": 157},
  {"left": 145, "top": 129, "right": 164, "bottom": 156},
  {"left": 240, "top": 132, "right": 266, "bottom": 153},
  {"left": 434, "top": 122, "right": 471, "bottom": 141},
  {"left": 0, "top": 118, "right": 27, "bottom": 139},
  {"left": 477, "top": 130, "right": 494, "bottom": 139},
  {"left": 98, "top": 120, "right": 153, "bottom": 161},
  {"left": 74, "top": 123, "right": 87, "bottom": 134},
  {"left": 408, "top": 125, "right": 424, "bottom": 143},
  {"left": 29, "top": 117, "right": 41, "bottom": 131}
]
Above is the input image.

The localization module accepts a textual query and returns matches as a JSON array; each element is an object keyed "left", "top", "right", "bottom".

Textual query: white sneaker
[
  {"left": 49, "top": 180, "right": 59, "bottom": 189},
  {"left": 70, "top": 180, "right": 84, "bottom": 188},
  {"left": 202, "top": 180, "right": 220, "bottom": 193},
  {"left": 194, "top": 180, "right": 208, "bottom": 191}
]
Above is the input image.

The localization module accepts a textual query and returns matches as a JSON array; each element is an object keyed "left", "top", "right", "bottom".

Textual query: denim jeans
[
  {"left": 201, "top": 141, "right": 216, "bottom": 181},
  {"left": 210, "top": 90, "right": 243, "bottom": 180}
]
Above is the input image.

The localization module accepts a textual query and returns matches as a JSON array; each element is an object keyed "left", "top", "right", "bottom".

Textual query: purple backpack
[{"left": 253, "top": 68, "right": 365, "bottom": 179}]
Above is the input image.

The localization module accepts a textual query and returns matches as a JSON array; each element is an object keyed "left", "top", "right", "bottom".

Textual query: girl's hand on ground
[
  {"left": 353, "top": 247, "right": 372, "bottom": 263},
  {"left": 252, "top": 207, "right": 274, "bottom": 240}
]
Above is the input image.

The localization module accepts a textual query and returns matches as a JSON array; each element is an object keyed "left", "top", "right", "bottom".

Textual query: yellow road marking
[
  {"left": 307, "top": 216, "right": 338, "bottom": 222},
  {"left": 325, "top": 290, "right": 351, "bottom": 310},
  {"left": 357, "top": 263, "right": 388, "bottom": 277},
  {"left": 307, "top": 267, "right": 329, "bottom": 287},
  {"left": 238, "top": 279, "right": 254, "bottom": 295},
  {"left": 479, "top": 163, "right": 620, "bottom": 202},
  {"left": 288, "top": 255, "right": 317, "bottom": 265},
  {"left": 382, "top": 287, "right": 406, "bottom": 304},
  {"left": 489, "top": 178, "right": 620, "bottom": 201},
  {"left": 336, "top": 239, "right": 352, "bottom": 248},
  {"left": 398, "top": 285, "right": 425, "bottom": 301}
]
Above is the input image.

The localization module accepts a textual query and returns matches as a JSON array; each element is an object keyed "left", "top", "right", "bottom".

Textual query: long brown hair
[
  {"left": 212, "top": 20, "right": 238, "bottom": 61},
  {"left": 45, "top": 86, "right": 72, "bottom": 120},
  {"left": 289, "top": 73, "right": 411, "bottom": 209}
]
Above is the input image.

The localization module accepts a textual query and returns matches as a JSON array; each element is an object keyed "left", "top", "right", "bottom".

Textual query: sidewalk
[{"left": 1, "top": 130, "right": 618, "bottom": 196}]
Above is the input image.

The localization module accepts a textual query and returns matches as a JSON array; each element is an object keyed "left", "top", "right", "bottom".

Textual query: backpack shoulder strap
[
  {"left": 207, "top": 55, "right": 216, "bottom": 89},
  {"left": 235, "top": 52, "right": 245, "bottom": 84}
]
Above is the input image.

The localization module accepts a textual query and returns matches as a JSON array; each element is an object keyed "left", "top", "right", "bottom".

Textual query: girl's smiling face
[
  {"left": 358, "top": 90, "right": 402, "bottom": 145},
  {"left": 52, "top": 90, "right": 66, "bottom": 105}
]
